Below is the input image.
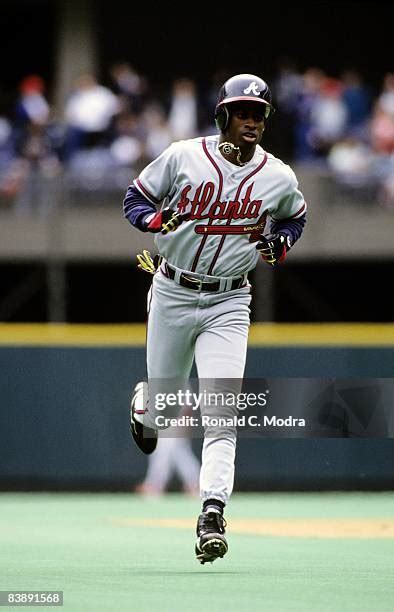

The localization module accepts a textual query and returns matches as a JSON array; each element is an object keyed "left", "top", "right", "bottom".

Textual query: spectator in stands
[
  {"left": 377, "top": 72, "right": 394, "bottom": 117},
  {"left": 378, "top": 162, "right": 394, "bottom": 209},
  {"left": 109, "top": 62, "right": 147, "bottom": 115},
  {"left": 294, "top": 67, "right": 325, "bottom": 162},
  {"left": 272, "top": 58, "right": 303, "bottom": 160},
  {"left": 370, "top": 73, "right": 394, "bottom": 155},
  {"left": 327, "top": 134, "right": 378, "bottom": 192},
  {"left": 2, "top": 66, "right": 393, "bottom": 208},
  {"left": 142, "top": 102, "right": 172, "bottom": 161},
  {"left": 12, "top": 75, "right": 51, "bottom": 158},
  {"left": 0, "top": 116, "right": 18, "bottom": 205},
  {"left": 167, "top": 78, "right": 198, "bottom": 140},
  {"left": 14, "top": 75, "right": 50, "bottom": 128},
  {"left": 5, "top": 74, "right": 62, "bottom": 215},
  {"left": 309, "top": 77, "right": 348, "bottom": 158},
  {"left": 370, "top": 105, "right": 394, "bottom": 155},
  {"left": 369, "top": 74, "right": 394, "bottom": 208},
  {"left": 0, "top": 117, "right": 13, "bottom": 164},
  {"left": 341, "top": 69, "right": 372, "bottom": 138},
  {"left": 62, "top": 73, "right": 120, "bottom": 161},
  {"left": 109, "top": 110, "right": 145, "bottom": 171}
]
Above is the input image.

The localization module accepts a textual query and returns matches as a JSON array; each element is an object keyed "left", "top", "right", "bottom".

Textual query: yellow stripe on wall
[
  {"left": 0, "top": 323, "right": 393, "bottom": 347},
  {"left": 0, "top": 324, "right": 146, "bottom": 346},
  {"left": 248, "top": 323, "right": 394, "bottom": 346}
]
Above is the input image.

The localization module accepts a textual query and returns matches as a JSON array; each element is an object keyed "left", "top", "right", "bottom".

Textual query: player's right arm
[
  {"left": 123, "top": 142, "right": 189, "bottom": 234},
  {"left": 123, "top": 185, "right": 157, "bottom": 231}
]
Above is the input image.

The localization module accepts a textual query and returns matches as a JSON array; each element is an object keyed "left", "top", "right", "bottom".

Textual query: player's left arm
[{"left": 257, "top": 169, "right": 307, "bottom": 266}]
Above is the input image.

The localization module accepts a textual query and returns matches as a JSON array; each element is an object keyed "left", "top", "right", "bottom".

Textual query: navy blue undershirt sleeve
[
  {"left": 123, "top": 185, "right": 157, "bottom": 231},
  {"left": 270, "top": 213, "right": 306, "bottom": 246}
]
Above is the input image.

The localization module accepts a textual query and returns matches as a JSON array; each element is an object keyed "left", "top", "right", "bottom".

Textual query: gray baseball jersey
[{"left": 134, "top": 134, "right": 306, "bottom": 277}]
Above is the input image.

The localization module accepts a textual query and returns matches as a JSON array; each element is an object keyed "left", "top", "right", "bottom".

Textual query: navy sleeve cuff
[
  {"left": 123, "top": 185, "right": 157, "bottom": 231},
  {"left": 270, "top": 213, "right": 306, "bottom": 246}
]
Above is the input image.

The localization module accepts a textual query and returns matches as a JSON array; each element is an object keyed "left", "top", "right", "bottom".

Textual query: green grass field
[{"left": 1, "top": 492, "right": 393, "bottom": 611}]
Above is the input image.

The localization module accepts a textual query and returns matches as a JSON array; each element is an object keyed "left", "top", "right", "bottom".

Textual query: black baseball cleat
[
  {"left": 195, "top": 511, "right": 228, "bottom": 564},
  {"left": 129, "top": 381, "right": 158, "bottom": 455}
]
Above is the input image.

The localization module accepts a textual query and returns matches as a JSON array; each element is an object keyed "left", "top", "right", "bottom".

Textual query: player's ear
[{"left": 215, "top": 105, "right": 230, "bottom": 133}]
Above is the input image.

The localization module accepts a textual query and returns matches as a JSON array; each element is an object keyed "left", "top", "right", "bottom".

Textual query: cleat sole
[{"left": 195, "top": 537, "right": 228, "bottom": 564}]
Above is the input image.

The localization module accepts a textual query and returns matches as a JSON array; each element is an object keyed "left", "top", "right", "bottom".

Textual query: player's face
[{"left": 226, "top": 103, "right": 266, "bottom": 148}]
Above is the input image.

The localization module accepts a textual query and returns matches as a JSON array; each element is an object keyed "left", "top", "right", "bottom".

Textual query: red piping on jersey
[
  {"left": 207, "top": 152, "right": 268, "bottom": 275},
  {"left": 134, "top": 178, "right": 160, "bottom": 205},
  {"left": 271, "top": 201, "right": 307, "bottom": 221},
  {"left": 190, "top": 138, "right": 224, "bottom": 272}
]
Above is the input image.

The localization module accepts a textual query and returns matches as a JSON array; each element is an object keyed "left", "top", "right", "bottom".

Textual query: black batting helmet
[{"left": 215, "top": 73, "right": 275, "bottom": 132}]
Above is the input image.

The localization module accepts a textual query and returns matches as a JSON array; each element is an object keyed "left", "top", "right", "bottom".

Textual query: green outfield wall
[{"left": 0, "top": 325, "right": 393, "bottom": 490}]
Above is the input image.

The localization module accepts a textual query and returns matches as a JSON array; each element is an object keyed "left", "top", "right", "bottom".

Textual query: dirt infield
[{"left": 118, "top": 517, "right": 394, "bottom": 538}]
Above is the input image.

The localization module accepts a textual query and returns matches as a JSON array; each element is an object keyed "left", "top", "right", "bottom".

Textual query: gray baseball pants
[{"left": 144, "top": 269, "right": 251, "bottom": 505}]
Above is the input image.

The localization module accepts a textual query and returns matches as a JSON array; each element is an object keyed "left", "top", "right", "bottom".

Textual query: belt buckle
[{"left": 183, "top": 274, "right": 203, "bottom": 290}]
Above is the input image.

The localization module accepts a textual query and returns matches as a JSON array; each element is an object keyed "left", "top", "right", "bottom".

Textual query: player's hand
[
  {"left": 145, "top": 207, "right": 190, "bottom": 235},
  {"left": 136, "top": 250, "right": 163, "bottom": 275},
  {"left": 256, "top": 233, "right": 291, "bottom": 267}
]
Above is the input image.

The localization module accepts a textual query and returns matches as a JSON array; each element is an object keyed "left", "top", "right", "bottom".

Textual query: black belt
[{"left": 163, "top": 263, "right": 246, "bottom": 292}]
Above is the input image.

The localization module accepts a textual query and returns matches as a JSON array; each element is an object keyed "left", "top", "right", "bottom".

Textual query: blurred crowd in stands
[{"left": 0, "top": 61, "right": 394, "bottom": 213}]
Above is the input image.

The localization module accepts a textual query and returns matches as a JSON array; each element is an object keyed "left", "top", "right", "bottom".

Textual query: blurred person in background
[
  {"left": 62, "top": 73, "right": 120, "bottom": 162},
  {"left": 371, "top": 75, "right": 394, "bottom": 154},
  {"left": 308, "top": 76, "right": 348, "bottom": 159},
  {"left": 378, "top": 163, "right": 394, "bottom": 209},
  {"left": 109, "top": 62, "right": 147, "bottom": 116},
  {"left": 341, "top": 69, "right": 372, "bottom": 138},
  {"left": 12, "top": 75, "right": 51, "bottom": 162},
  {"left": 167, "top": 78, "right": 198, "bottom": 140},
  {"left": 0, "top": 117, "right": 13, "bottom": 163},
  {"left": 0, "top": 116, "right": 18, "bottom": 206},
  {"left": 327, "top": 71, "right": 394, "bottom": 207},
  {"left": 370, "top": 73, "right": 394, "bottom": 155},
  {"left": 135, "top": 423, "right": 200, "bottom": 497},
  {"left": 9, "top": 75, "right": 61, "bottom": 215},
  {"left": 294, "top": 67, "right": 325, "bottom": 161},
  {"left": 377, "top": 72, "right": 394, "bottom": 118},
  {"left": 13, "top": 74, "right": 50, "bottom": 131},
  {"left": 370, "top": 106, "right": 394, "bottom": 155},
  {"left": 369, "top": 73, "right": 394, "bottom": 208},
  {"left": 142, "top": 102, "right": 172, "bottom": 161},
  {"left": 109, "top": 110, "right": 145, "bottom": 173},
  {"left": 272, "top": 57, "right": 303, "bottom": 160},
  {"left": 327, "top": 134, "right": 379, "bottom": 196}
]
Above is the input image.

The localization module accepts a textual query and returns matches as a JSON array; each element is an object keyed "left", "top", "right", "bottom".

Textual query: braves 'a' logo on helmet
[
  {"left": 215, "top": 74, "right": 275, "bottom": 131},
  {"left": 243, "top": 81, "right": 261, "bottom": 96}
]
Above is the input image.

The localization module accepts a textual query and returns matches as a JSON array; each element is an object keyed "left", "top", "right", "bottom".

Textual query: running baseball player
[{"left": 123, "top": 74, "right": 306, "bottom": 564}]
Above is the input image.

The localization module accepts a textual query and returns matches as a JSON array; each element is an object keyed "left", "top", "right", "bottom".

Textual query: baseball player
[{"left": 123, "top": 74, "right": 306, "bottom": 564}]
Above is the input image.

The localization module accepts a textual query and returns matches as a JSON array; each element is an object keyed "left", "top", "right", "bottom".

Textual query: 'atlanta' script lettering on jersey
[{"left": 176, "top": 182, "right": 262, "bottom": 221}]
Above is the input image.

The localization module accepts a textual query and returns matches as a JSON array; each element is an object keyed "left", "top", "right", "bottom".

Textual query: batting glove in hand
[
  {"left": 145, "top": 207, "right": 190, "bottom": 235},
  {"left": 256, "top": 233, "right": 291, "bottom": 266},
  {"left": 136, "top": 250, "right": 163, "bottom": 275}
]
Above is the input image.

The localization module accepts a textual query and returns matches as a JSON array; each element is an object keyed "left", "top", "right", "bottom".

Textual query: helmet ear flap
[{"left": 215, "top": 105, "right": 229, "bottom": 132}]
